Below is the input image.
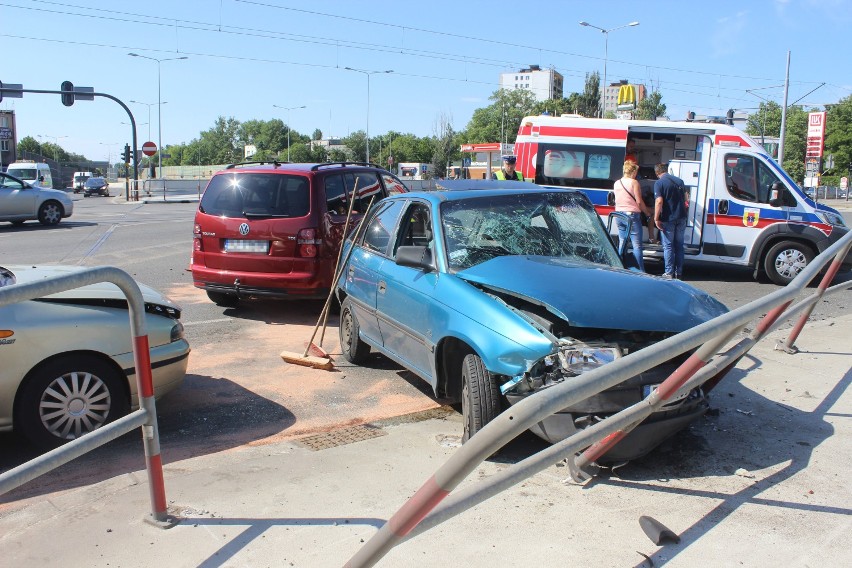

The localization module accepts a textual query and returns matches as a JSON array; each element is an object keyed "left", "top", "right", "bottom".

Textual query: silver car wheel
[
  {"left": 39, "top": 370, "right": 112, "bottom": 440},
  {"left": 38, "top": 202, "right": 62, "bottom": 225}
]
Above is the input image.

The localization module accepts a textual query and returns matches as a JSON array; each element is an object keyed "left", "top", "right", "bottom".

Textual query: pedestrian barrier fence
[
  {"left": 0, "top": 267, "right": 172, "bottom": 526},
  {"left": 346, "top": 230, "right": 852, "bottom": 567}
]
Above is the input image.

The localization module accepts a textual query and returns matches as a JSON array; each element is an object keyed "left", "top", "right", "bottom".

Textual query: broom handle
[
  {"left": 318, "top": 178, "right": 360, "bottom": 346},
  {"left": 303, "top": 193, "right": 375, "bottom": 357}
]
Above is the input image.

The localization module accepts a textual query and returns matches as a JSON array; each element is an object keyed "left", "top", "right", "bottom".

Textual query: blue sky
[{"left": 2, "top": 0, "right": 851, "bottom": 162}]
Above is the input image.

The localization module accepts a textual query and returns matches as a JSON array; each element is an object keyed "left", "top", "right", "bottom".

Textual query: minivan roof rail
[
  {"left": 225, "top": 160, "right": 284, "bottom": 169},
  {"left": 310, "top": 162, "right": 390, "bottom": 172}
]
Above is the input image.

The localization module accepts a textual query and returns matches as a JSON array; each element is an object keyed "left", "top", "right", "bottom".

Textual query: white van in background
[
  {"left": 72, "top": 171, "right": 93, "bottom": 193},
  {"left": 7, "top": 161, "right": 53, "bottom": 189}
]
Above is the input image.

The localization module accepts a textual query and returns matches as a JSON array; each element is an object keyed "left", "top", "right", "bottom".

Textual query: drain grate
[{"left": 297, "top": 424, "right": 387, "bottom": 451}]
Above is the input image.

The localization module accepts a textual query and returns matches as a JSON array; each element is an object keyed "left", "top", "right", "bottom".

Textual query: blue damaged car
[{"left": 335, "top": 180, "right": 730, "bottom": 462}]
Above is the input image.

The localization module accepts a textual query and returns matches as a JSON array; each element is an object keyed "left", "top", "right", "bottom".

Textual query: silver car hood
[{"left": 2, "top": 265, "right": 180, "bottom": 310}]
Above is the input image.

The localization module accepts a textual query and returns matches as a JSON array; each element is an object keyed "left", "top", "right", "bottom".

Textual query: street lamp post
[
  {"left": 128, "top": 53, "right": 188, "bottom": 178},
  {"left": 344, "top": 67, "right": 393, "bottom": 163},
  {"left": 100, "top": 142, "right": 120, "bottom": 175},
  {"left": 127, "top": 101, "right": 162, "bottom": 142},
  {"left": 579, "top": 20, "right": 639, "bottom": 117},
  {"left": 273, "top": 104, "right": 306, "bottom": 162}
]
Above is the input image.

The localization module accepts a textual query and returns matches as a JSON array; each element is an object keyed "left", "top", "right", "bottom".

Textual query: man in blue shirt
[{"left": 653, "top": 163, "right": 688, "bottom": 279}]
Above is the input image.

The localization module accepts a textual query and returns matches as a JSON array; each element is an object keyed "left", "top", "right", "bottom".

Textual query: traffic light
[
  {"left": 60, "top": 80, "right": 74, "bottom": 107},
  {"left": 122, "top": 143, "right": 131, "bottom": 164}
]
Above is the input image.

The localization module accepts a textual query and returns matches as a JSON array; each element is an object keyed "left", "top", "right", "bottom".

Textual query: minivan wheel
[
  {"left": 37, "top": 201, "right": 63, "bottom": 225},
  {"left": 206, "top": 290, "right": 239, "bottom": 307},
  {"left": 339, "top": 297, "right": 370, "bottom": 364},
  {"left": 15, "top": 355, "right": 129, "bottom": 449},
  {"left": 764, "top": 241, "right": 814, "bottom": 285},
  {"left": 461, "top": 353, "right": 501, "bottom": 443}
]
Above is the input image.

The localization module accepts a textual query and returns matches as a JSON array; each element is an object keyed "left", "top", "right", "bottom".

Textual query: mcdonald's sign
[{"left": 617, "top": 84, "right": 637, "bottom": 110}]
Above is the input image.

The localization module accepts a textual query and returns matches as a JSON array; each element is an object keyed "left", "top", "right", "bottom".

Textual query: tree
[
  {"left": 343, "top": 130, "right": 368, "bottom": 162},
  {"left": 824, "top": 95, "right": 852, "bottom": 180},
  {"left": 199, "top": 116, "right": 241, "bottom": 164},
  {"left": 745, "top": 101, "right": 783, "bottom": 141},
  {"left": 312, "top": 128, "right": 323, "bottom": 141},
  {"left": 465, "top": 88, "right": 537, "bottom": 144},
  {"left": 780, "top": 106, "right": 809, "bottom": 183},
  {"left": 431, "top": 113, "right": 456, "bottom": 179},
  {"left": 581, "top": 72, "right": 601, "bottom": 118},
  {"left": 636, "top": 91, "right": 667, "bottom": 121},
  {"left": 17, "top": 136, "right": 41, "bottom": 154}
]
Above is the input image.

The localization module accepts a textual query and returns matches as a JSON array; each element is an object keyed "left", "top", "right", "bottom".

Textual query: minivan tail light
[
  {"left": 193, "top": 224, "right": 203, "bottom": 251},
  {"left": 297, "top": 228, "right": 319, "bottom": 258}
]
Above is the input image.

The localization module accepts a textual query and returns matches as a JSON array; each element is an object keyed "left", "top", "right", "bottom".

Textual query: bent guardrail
[
  {"left": 0, "top": 266, "right": 172, "bottom": 526},
  {"left": 346, "top": 231, "right": 852, "bottom": 567}
]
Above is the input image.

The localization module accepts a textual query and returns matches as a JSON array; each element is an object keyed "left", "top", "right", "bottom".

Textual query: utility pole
[{"left": 778, "top": 51, "right": 791, "bottom": 164}]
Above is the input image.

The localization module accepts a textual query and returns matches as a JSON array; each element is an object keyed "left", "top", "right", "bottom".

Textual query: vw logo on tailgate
[{"left": 239, "top": 223, "right": 250, "bottom": 236}]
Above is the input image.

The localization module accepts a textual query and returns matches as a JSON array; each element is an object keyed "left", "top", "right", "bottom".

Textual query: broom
[{"left": 280, "top": 184, "right": 373, "bottom": 369}]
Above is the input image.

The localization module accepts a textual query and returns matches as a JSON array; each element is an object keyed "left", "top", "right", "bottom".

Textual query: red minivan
[{"left": 191, "top": 161, "right": 408, "bottom": 306}]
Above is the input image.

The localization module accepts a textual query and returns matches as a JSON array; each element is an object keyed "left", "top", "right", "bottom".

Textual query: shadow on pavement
[{"left": 0, "top": 373, "right": 295, "bottom": 505}]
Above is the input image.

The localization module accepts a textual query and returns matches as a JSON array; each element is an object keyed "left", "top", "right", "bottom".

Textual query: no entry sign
[{"left": 142, "top": 141, "right": 157, "bottom": 156}]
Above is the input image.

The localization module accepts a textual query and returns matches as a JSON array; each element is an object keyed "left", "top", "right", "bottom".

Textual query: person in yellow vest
[{"left": 492, "top": 155, "right": 523, "bottom": 180}]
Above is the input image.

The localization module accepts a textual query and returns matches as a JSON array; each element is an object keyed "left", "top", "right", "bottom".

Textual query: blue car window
[{"left": 362, "top": 199, "right": 406, "bottom": 256}]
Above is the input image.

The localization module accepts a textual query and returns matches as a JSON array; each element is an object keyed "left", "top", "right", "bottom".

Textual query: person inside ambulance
[
  {"left": 625, "top": 137, "right": 638, "bottom": 165},
  {"left": 727, "top": 157, "right": 757, "bottom": 201}
]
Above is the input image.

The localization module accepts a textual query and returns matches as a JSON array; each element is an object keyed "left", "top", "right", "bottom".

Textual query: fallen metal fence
[
  {"left": 346, "top": 230, "right": 852, "bottom": 567},
  {"left": 0, "top": 266, "right": 172, "bottom": 526}
]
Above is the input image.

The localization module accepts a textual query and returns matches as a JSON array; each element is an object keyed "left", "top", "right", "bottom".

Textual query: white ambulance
[{"left": 513, "top": 115, "right": 850, "bottom": 284}]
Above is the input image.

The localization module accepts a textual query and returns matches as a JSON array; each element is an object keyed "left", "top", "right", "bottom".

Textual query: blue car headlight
[{"left": 558, "top": 342, "right": 623, "bottom": 375}]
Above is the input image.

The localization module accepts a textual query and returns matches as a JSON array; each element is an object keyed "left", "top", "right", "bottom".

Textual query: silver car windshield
[{"left": 440, "top": 192, "right": 621, "bottom": 272}]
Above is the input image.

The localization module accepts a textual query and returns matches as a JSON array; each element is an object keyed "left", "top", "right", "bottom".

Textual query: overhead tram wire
[{"left": 12, "top": 0, "right": 828, "bottom": 88}]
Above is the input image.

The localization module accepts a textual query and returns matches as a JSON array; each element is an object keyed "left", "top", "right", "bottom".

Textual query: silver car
[
  {"left": 0, "top": 265, "right": 190, "bottom": 448},
  {"left": 0, "top": 171, "right": 74, "bottom": 226}
]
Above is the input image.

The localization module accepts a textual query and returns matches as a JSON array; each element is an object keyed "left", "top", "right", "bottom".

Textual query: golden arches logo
[{"left": 617, "top": 84, "right": 636, "bottom": 106}]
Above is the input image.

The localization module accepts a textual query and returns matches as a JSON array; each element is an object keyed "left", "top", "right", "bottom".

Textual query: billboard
[{"left": 805, "top": 111, "right": 826, "bottom": 159}]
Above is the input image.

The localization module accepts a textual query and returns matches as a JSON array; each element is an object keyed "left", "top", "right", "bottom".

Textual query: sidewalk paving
[{"left": 1, "top": 313, "right": 851, "bottom": 567}]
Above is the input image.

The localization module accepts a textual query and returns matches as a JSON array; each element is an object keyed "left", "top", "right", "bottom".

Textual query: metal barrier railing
[
  {"left": 0, "top": 266, "right": 172, "bottom": 526},
  {"left": 346, "top": 231, "right": 852, "bottom": 567}
]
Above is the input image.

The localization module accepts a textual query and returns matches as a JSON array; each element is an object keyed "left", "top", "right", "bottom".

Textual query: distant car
[
  {"left": 336, "top": 181, "right": 731, "bottom": 462},
  {"left": 191, "top": 161, "right": 409, "bottom": 307},
  {"left": 0, "top": 171, "right": 74, "bottom": 226},
  {"left": 83, "top": 177, "right": 110, "bottom": 197},
  {"left": 0, "top": 264, "right": 190, "bottom": 448},
  {"left": 72, "top": 171, "right": 93, "bottom": 193}
]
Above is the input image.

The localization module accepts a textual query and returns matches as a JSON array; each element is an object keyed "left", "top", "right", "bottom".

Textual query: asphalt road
[{"left": 1, "top": 194, "right": 850, "bottom": 491}]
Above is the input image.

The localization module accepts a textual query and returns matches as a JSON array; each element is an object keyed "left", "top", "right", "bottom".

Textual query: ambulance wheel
[{"left": 764, "top": 241, "right": 814, "bottom": 285}]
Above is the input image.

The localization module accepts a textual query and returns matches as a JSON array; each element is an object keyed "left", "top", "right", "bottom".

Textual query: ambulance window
[
  {"left": 756, "top": 160, "right": 783, "bottom": 203},
  {"left": 724, "top": 154, "right": 758, "bottom": 202},
  {"left": 535, "top": 143, "right": 622, "bottom": 189}
]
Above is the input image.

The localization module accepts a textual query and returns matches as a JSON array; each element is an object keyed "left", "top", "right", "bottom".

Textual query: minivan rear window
[{"left": 199, "top": 173, "right": 310, "bottom": 218}]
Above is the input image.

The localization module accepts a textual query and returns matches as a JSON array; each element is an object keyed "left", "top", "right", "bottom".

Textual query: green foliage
[
  {"left": 825, "top": 95, "right": 852, "bottom": 178},
  {"left": 312, "top": 128, "right": 323, "bottom": 141},
  {"left": 636, "top": 91, "right": 666, "bottom": 121},
  {"left": 465, "top": 88, "right": 537, "bottom": 144},
  {"left": 431, "top": 113, "right": 456, "bottom": 178},
  {"left": 745, "top": 101, "right": 783, "bottom": 138},
  {"left": 18, "top": 135, "right": 40, "bottom": 154},
  {"left": 343, "top": 130, "right": 367, "bottom": 162}
]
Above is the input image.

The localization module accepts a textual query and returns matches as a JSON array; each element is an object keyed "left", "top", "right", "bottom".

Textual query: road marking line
[{"left": 182, "top": 318, "right": 234, "bottom": 327}]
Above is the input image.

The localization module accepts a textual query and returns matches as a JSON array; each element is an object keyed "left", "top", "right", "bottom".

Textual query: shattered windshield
[{"left": 440, "top": 192, "right": 621, "bottom": 272}]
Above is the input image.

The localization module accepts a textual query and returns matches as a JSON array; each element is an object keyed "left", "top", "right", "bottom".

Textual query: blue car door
[
  {"left": 376, "top": 202, "right": 438, "bottom": 380},
  {"left": 342, "top": 200, "right": 407, "bottom": 347}
]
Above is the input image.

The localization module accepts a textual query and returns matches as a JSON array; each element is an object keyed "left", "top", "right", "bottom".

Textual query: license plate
[
  {"left": 643, "top": 383, "right": 690, "bottom": 403},
  {"left": 224, "top": 239, "right": 269, "bottom": 253}
]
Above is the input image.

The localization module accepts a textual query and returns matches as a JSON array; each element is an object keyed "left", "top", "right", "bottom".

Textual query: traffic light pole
[{"left": 0, "top": 84, "right": 139, "bottom": 201}]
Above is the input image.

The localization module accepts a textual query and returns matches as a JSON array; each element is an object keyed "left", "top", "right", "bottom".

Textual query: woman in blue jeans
[{"left": 613, "top": 161, "right": 653, "bottom": 271}]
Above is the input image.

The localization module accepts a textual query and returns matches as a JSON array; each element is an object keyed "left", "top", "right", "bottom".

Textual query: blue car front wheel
[{"left": 461, "top": 353, "right": 501, "bottom": 443}]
